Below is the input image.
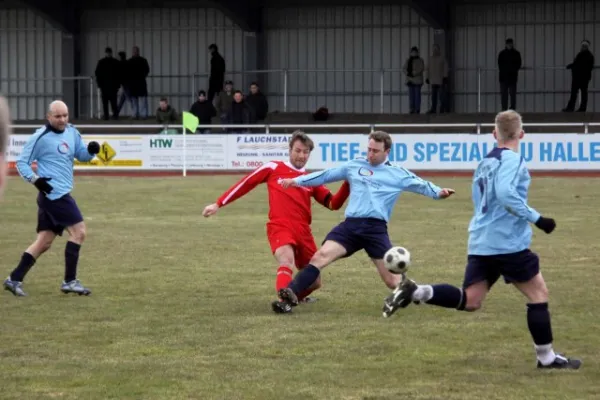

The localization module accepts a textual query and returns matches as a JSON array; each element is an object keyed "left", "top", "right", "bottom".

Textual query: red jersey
[{"left": 217, "top": 161, "right": 343, "bottom": 225}]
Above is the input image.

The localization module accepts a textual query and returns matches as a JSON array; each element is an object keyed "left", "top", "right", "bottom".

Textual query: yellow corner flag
[{"left": 182, "top": 111, "right": 199, "bottom": 133}]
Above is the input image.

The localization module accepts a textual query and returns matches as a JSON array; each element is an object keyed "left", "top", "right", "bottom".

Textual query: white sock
[
  {"left": 412, "top": 285, "right": 434, "bottom": 302},
  {"left": 535, "top": 343, "right": 557, "bottom": 366}
]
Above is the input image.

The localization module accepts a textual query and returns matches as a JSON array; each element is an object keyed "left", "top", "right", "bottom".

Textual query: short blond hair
[
  {"left": 0, "top": 96, "right": 10, "bottom": 155},
  {"left": 289, "top": 130, "right": 314, "bottom": 151},
  {"left": 368, "top": 131, "right": 392, "bottom": 150},
  {"left": 494, "top": 110, "right": 522, "bottom": 141}
]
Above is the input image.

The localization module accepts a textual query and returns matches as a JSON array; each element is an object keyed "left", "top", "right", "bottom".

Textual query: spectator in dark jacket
[
  {"left": 95, "top": 47, "right": 121, "bottom": 120},
  {"left": 497, "top": 38, "right": 522, "bottom": 111},
  {"left": 245, "top": 82, "right": 269, "bottom": 121},
  {"left": 563, "top": 40, "right": 595, "bottom": 112},
  {"left": 226, "top": 91, "right": 254, "bottom": 133},
  {"left": 208, "top": 44, "right": 226, "bottom": 103},
  {"left": 189, "top": 90, "right": 217, "bottom": 133},
  {"left": 156, "top": 98, "right": 178, "bottom": 124},
  {"left": 116, "top": 51, "right": 132, "bottom": 117},
  {"left": 127, "top": 46, "right": 150, "bottom": 119}
]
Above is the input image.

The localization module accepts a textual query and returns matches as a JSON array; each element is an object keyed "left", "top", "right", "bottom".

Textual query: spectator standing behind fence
[
  {"left": 403, "top": 47, "right": 425, "bottom": 114},
  {"left": 226, "top": 91, "right": 254, "bottom": 133},
  {"left": 208, "top": 44, "right": 226, "bottom": 103},
  {"left": 117, "top": 51, "right": 132, "bottom": 117},
  {"left": 189, "top": 90, "right": 216, "bottom": 133},
  {"left": 156, "top": 98, "right": 178, "bottom": 125},
  {"left": 94, "top": 47, "right": 121, "bottom": 120},
  {"left": 246, "top": 82, "right": 269, "bottom": 122},
  {"left": 426, "top": 44, "right": 449, "bottom": 113},
  {"left": 497, "top": 38, "right": 522, "bottom": 111},
  {"left": 127, "top": 46, "right": 150, "bottom": 119},
  {"left": 216, "top": 80, "right": 234, "bottom": 126},
  {"left": 563, "top": 40, "right": 595, "bottom": 112}
]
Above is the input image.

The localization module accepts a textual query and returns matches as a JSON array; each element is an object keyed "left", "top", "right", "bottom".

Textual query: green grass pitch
[{"left": 1, "top": 175, "right": 599, "bottom": 400}]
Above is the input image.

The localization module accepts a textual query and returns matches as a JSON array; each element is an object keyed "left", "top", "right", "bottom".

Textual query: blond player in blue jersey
[{"left": 384, "top": 110, "right": 581, "bottom": 370}]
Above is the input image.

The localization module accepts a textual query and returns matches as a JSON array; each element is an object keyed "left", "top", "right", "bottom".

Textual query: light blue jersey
[
  {"left": 468, "top": 147, "right": 541, "bottom": 255},
  {"left": 16, "top": 124, "right": 95, "bottom": 200},
  {"left": 293, "top": 158, "right": 442, "bottom": 222}
]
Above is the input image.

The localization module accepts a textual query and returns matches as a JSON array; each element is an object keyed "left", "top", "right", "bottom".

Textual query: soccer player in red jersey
[{"left": 202, "top": 131, "right": 350, "bottom": 312}]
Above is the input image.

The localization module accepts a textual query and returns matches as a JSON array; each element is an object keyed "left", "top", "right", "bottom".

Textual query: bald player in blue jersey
[
  {"left": 272, "top": 131, "right": 455, "bottom": 313},
  {"left": 3, "top": 100, "right": 100, "bottom": 297},
  {"left": 384, "top": 110, "right": 581, "bottom": 370}
]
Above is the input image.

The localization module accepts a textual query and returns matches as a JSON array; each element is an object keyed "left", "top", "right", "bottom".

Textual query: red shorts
[{"left": 266, "top": 221, "right": 317, "bottom": 270}]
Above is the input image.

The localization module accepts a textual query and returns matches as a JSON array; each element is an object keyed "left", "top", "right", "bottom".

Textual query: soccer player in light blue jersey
[
  {"left": 272, "top": 131, "right": 455, "bottom": 314},
  {"left": 384, "top": 110, "right": 581, "bottom": 369},
  {"left": 3, "top": 100, "right": 100, "bottom": 297}
]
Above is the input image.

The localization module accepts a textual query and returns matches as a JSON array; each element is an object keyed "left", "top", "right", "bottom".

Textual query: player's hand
[
  {"left": 279, "top": 178, "right": 297, "bottom": 188},
  {"left": 535, "top": 216, "right": 556, "bottom": 234},
  {"left": 202, "top": 203, "right": 219, "bottom": 218},
  {"left": 33, "top": 177, "right": 53, "bottom": 194},
  {"left": 438, "top": 188, "right": 455, "bottom": 199},
  {"left": 87, "top": 141, "right": 100, "bottom": 155}
]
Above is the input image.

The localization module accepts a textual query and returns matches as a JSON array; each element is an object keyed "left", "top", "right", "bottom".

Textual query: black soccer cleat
[
  {"left": 537, "top": 354, "right": 582, "bottom": 370},
  {"left": 278, "top": 288, "right": 299, "bottom": 306},
  {"left": 382, "top": 278, "right": 418, "bottom": 318},
  {"left": 271, "top": 300, "right": 293, "bottom": 314}
]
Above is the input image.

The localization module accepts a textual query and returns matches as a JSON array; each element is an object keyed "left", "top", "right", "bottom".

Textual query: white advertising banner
[{"left": 6, "top": 132, "right": 600, "bottom": 171}]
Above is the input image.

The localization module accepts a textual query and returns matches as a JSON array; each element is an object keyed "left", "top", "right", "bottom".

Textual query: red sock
[{"left": 276, "top": 265, "right": 293, "bottom": 292}]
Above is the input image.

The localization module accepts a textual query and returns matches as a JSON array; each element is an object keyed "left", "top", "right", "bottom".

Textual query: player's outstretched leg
[
  {"left": 61, "top": 222, "right": 91, "bottom": 296},
  {"left": 383, "top": 281, "right": 468, "bottom": 318}
]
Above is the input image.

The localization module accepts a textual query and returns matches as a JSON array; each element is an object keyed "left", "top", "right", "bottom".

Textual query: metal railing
[
  {"left": 2, "top": 66, "right": 597, "bottom": 119},
  {"left": 0, "top": 76, "right": 95, "bottom": 120},
  {"left": 10, "top": 122, "right": 600, "bottom": 135}
]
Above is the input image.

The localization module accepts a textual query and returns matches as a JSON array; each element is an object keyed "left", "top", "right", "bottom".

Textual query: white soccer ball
[{"left": 384, "top": 246, "right": 411, "bottom": 274}]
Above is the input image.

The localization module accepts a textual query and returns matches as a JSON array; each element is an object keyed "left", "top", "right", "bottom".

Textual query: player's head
[
  {"left": 367, "top": 131, "right": 392, "bottom": 166},
  {"left": 47, "top": 100, "right": 69, "bottom": 131},
  {"left": 0, "top": 95, "right": 11, "bottom": 200},
  {"left": 493, "top": 110, "right": 524, "bottom": 149},
  {"left": 288, "top": 130, "right": 314, "bottom": 169}
]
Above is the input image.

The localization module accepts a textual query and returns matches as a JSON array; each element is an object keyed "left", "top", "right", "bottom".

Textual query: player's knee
[
  {"left": 464, "top": 290, "right": 484, "bottom": 311},
  {"left": 36, "top": 240, "right": 52, "bottom": 253},
  {"left": 310, "top": 277, "right": 322, "bottom": 290},
  {"left": 528, "top": 285, "right": 549, "bottom": 303},
  {"left": 309, "top": 250, "right": 329, "bottom": 268},
  {"left": 464, "top": 300, "right": 482, "bottom": 312},
  {"left": 70, "top": 226, "right": 86, "bottom": 243}
]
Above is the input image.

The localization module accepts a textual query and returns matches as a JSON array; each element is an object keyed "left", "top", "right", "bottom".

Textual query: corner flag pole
[{"left": 182, "top": 123, "right": 187, "bottom": 177}]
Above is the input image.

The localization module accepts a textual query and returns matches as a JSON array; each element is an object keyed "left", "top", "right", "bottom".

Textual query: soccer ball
[{"left": 384, "top": 246, "right": 411, "bottom": 274}]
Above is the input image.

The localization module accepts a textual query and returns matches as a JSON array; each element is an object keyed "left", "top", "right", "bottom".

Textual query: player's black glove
[
  {"left": 33, "top": 177, "right": 53, "bottom": 195},
  {"left": 88, "top": 141, "right": 100, "bottom": 155},
  {"left": 535, "top": 216, "right": 556, "bottom": 234}
]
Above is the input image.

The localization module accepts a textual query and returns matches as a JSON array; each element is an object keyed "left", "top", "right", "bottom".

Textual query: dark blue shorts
[
  {"left": 323, "top": 217, "right": 392, "bottom": 259},
  {"left": 462, "top": 249, "right": 540, "bottom": 289},
  {"left": 37, "top": 193, "right": 84, "bottom": 236}
]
